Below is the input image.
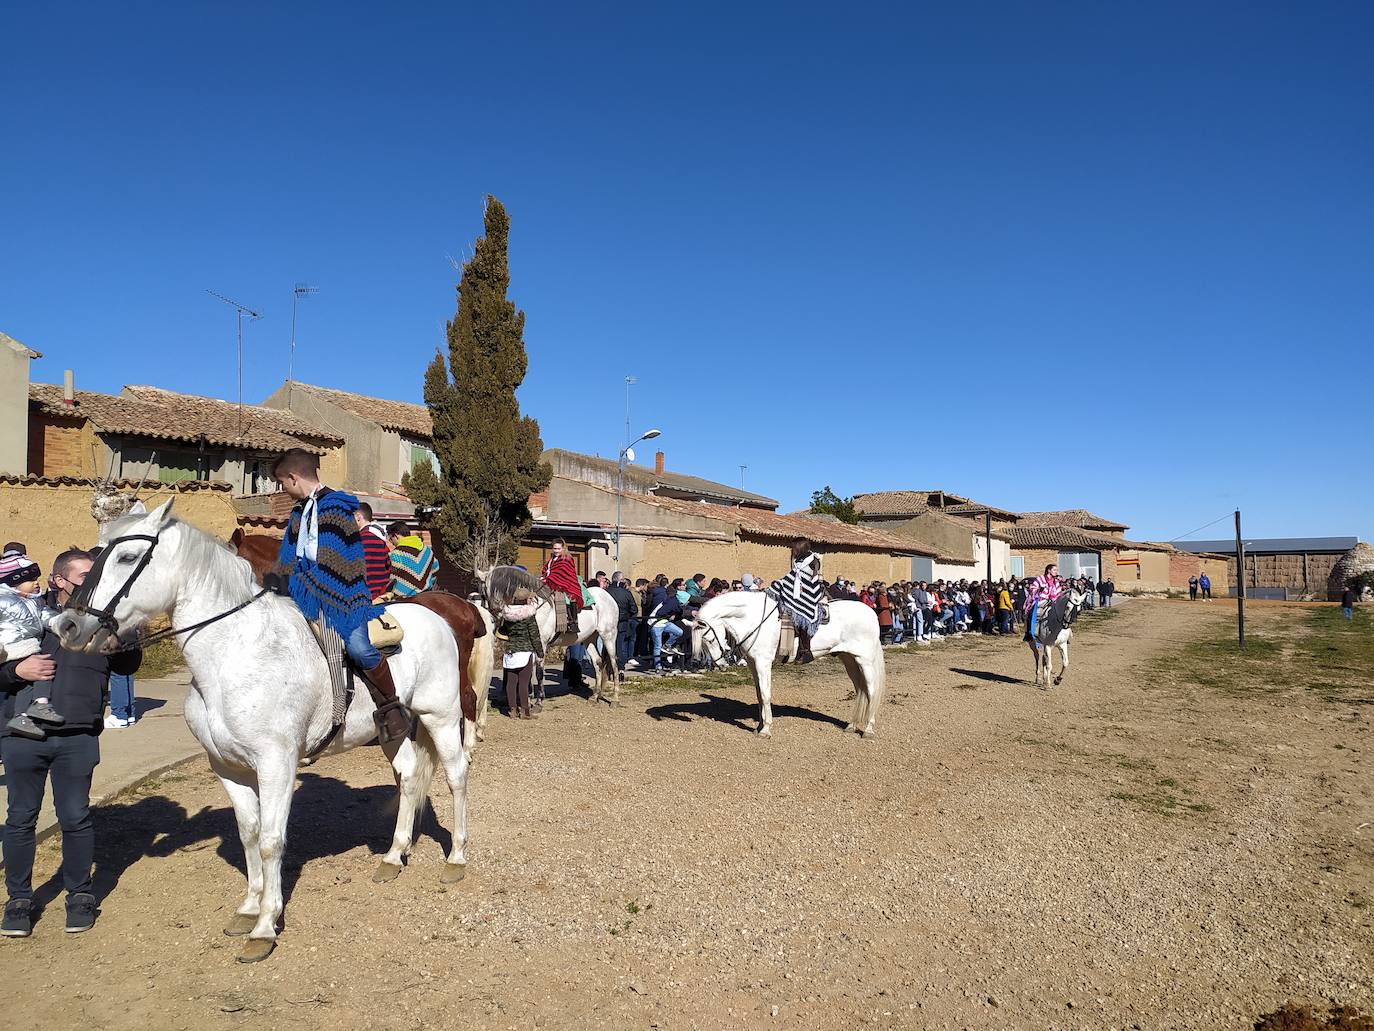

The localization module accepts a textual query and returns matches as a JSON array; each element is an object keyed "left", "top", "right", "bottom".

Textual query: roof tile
[{"left": 285, "top": 382, "right": 433, "bottom": 439}]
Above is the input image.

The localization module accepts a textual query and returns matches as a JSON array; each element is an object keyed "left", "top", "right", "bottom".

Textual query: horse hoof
[
  {"left": 372, "top": 861, "right": 404, "bottom": 883},
  {"left": 223, "top": 913, "right": 258, "bottom": 937},
  {"left": 238, "top": 938, "right": 277, "bottom": 964},
  {"left": 440, "top": 863, "right": 467, "bottom": 884},
  {"left": 860, "top": 729, "right": 878, "bottom": 740},
  {"left": 843, "top": 722, "right": 857, "bottom": 733}
]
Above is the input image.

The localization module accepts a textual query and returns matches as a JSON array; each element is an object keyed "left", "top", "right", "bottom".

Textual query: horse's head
[
  {"left": 54, "top": 498, "right": 180, "bottom": 653},
  {"left": 691, "top": 595, "right": 734, "bottom": 666}
]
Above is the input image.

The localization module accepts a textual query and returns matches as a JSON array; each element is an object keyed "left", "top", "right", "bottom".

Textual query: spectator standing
[
  {"left": 2, "top": 548, "right": 142, "bottom": 937},
  {"left": 1199, "top": 572, "right": 1212, "bottom": 601},
  {"left": 874, "top": 583, "right": 893, "bottom": 643},
  {"left": 1341, "top": 585, "right": 1355, "bottom": 621},
  {"left": 1104, "top": 578, "right": 1116, "bottom": 607},
  {"left": 607, "top": 574, "right": 638, "bottom": 669},
  {"left": 645, "top": 575, "right": 684, "bottom": 672},
  {"left": 996, "top": 581, "right": 1013, "bottom": 634},
  {"left": 1188, "top": 575, "right": 1199, "bottom": 602}
]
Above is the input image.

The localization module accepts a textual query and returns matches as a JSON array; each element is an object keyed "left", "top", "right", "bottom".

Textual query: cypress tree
[{"left": 407, "top": 196, "right": 550, "bottom": 571}]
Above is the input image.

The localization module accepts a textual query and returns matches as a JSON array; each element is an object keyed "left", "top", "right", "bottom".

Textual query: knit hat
[
  {"left": 741, "top": 573, "right": 755, "bottom": 589},
  {"left": 0, "top": 552, "right": 40, "bottom": 589}
]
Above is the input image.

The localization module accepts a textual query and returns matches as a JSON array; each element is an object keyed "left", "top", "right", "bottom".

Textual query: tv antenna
[
  {"left": 207, "top": 289, "right": 262, "bottom": 437},
  {"left": 288, "top": 283, "right": 318, "bottom": 383}
]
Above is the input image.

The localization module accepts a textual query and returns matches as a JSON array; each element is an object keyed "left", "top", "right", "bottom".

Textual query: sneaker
[
  {"left": 104, "top": 714, "right": 130, "bottom": 729},
  {"left": 1, "top": 898, "right": 32, "bottom": 937},
  {"left": 65, "top": 893, "right": 97, "bottom": 933},
  {"left": 5, "top": 714, "right": 46, "bottom": 740},
  {"left": 26, "top": 702, "right": 65, "bottom": 727}
]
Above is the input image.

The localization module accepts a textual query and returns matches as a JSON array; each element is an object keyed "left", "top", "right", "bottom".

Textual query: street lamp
[{"left": 615, "top": 428, "right": 661, "bottom": 564}]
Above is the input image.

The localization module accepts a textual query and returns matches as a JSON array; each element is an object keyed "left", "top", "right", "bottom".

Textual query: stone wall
[{"left": 1223, "top": 551, "right": 1343, "bottom": 599}]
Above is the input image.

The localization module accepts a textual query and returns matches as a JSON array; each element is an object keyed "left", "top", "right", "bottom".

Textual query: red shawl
[{"left": 541, "top": 554, "right": 584, "bottom": 608}]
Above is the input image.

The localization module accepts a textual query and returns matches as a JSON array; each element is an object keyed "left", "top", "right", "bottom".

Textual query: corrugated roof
[
  {"left": 1174, "top": 537, "right": 1359, "bottom": 555},
  {"left": 31, "top": 383, "right": 341, "bottom": 454},
  {"left": 1007, "top": 525, "right": 1171, "bottom": 553},
  {"left": 283, "top": 381, "right": 433, "bottom": 439},
  {"left": 854, "top": 489, "right": 1018, "bottom": 521},
  {"left": 1018, "top": 509, "right": 1130, "bottom": 531}
]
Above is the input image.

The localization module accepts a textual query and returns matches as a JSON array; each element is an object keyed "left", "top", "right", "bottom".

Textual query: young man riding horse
[
  {"left": 768, "top": 537, "right": 826, "bottom": 664},
  {"left": 268, "top": 449, "right": 411, "bottom": 744}
]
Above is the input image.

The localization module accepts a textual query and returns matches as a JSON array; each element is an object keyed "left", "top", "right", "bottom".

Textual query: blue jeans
[
  {"left": 616, "top": 619, "right": 637, "bottom": 667},
  {"left": 651, "top": 621, "right": 683, "bottom": 669},
  {"left": 109, "top": 672, "right": 136, "bottom": 721},
  {"left": 346, "top": 622, "right": 381, "bottom": 671},
  {"left": 1344, "top": 606, "right": 1354, "bottom": 620}
]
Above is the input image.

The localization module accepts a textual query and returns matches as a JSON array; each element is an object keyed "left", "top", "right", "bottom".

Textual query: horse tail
[
  {"left": 467, "top": 606, "right": 495, "bottom": 745},
  {"left": 411, "top": 720, "right": 439, "bottom": 818}
]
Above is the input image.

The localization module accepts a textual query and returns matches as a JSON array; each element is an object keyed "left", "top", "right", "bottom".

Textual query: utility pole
[
  {"left": 288, "top": 283, "right": 318, "bottom": 384},
  {"left": 1235, "top": 508, "right": 1246, "bottom": 649},
  {"left": 207, "top": 290, "right": 262, "bottom": 437},
  {"left": 740, "top": 465, "right": 747, "bottom": 490},
  {"left": 985, "top": 510, "right": 993, "bottom": 587}
]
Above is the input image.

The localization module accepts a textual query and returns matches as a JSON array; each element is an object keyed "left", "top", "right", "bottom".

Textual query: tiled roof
[
  {"left": 284, "top": 381, "right": 433, "bottom": 439},
  {"left": 1017, "top": 509, "right": 1130, "bottom": 531},
  {"left": 1006, "top": 525, "right": 1170, "bottom": 553},
  {"left": 30, "top": 383, "right": 341, "bottom": 454},
  {"left": 543, "top": 449, "right": 779, "bottom": 509},
  {"left": 0, "top": 474, "right": 231, "bottom": 492},
  {"left": 853, "top": 489, "right": 1018, "bottom": 521}
]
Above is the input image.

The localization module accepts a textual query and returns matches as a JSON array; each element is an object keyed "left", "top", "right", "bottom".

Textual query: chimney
[
  {"left": 63, "top": 369, "right": 75, "bottom": 405},
  {"left": 654, "top": 450, "right": 665, "bottom": 475}
]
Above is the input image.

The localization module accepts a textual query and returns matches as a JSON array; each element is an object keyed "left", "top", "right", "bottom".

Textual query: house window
[
  {"left": 410, "top": 443, "right": 439, "bottom": 476},
  {"left": 159, "top": 450, "right": 201, "bottom": 485},
  {"left": 911, "top": 556, "right": 933, "bottom": 581},
  {"left": 1010, "top": 556, "right": 1024, "bottom": 577}
]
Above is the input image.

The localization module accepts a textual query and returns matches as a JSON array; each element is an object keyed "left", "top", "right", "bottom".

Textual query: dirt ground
[{"left": 5, "top": 600, "right": 1371, "bottom": 1030}]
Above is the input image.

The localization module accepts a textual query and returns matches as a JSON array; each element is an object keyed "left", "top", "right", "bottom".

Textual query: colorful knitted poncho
[
  {"left": 389, "top": 535, "right": 439, "bottom": 598},
  {"left": 278, "top": 488, "right": 382, "bottom": 637}
]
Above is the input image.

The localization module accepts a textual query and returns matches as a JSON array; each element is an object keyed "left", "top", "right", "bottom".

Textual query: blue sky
[{"left": 3, "top": 2, "right": 1370, "bottom": 542}]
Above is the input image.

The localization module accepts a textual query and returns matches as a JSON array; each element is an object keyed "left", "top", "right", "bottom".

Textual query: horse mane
[
  {"left": 115, "top": 515, "right": 258, "bottom": 604},
  {"left": 485, "top": 565, "right": 553, "bottom": 612}
]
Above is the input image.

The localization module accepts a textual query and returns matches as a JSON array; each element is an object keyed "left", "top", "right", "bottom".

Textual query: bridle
[
  {"left": 68, "top": 528, "right": 268, "bottom": 651},
  {"left": 695, "top": 595, "right": 779, "bottom": 661}
]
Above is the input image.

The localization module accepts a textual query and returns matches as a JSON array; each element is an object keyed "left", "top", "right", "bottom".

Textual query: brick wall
[
  {"left": 28, "top": 414, "right": 95, "bottom": 478},
  {"left": 1169, "top": 552, "right": 1229, "bottom": 592}
]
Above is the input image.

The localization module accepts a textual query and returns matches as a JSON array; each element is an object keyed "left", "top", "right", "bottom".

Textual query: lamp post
[{"left": 615, "top": 428, "right": 661, "bottom": 564}]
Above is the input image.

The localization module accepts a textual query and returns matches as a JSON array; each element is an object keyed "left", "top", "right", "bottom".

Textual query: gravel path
[{"left": 6, "top": 600, "right": 1370, "bottom": 1030}]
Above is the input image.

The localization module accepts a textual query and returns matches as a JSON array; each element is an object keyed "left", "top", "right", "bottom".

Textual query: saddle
[{"left": 777, "top": 612, "right": 797, "bottom": 663}]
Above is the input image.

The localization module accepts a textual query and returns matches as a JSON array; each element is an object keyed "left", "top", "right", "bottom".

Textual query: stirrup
[{"left": 372, "top": 700, "right": 413, "bottom": 745}]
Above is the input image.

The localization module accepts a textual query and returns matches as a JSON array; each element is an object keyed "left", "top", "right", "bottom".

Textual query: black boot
[
  {"left": 363, "top": 657, "right": 412, "bottom": 745},
  {"left": 796, "top": 630, "right": 815, "bottom": 664}
]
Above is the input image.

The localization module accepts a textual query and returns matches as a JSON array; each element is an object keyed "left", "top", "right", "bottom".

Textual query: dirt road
[{"left": 6, "top": 600, "right": 1371, "bottom": 1030}]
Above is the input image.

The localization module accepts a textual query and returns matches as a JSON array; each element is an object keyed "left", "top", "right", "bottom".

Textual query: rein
[
  {"left": 698, "top": 595, "right": 779, "bottom": 660},
  {"left": 68, "top": 528, "right": 270, "bottom": 652}
]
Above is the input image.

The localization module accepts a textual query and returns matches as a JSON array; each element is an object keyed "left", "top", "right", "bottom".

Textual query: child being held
[{"left": 0, "top": 548, "right": 64, "bottom": 739}]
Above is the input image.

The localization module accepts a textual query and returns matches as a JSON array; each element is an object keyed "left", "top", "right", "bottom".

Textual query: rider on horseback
[
  {"left": 768, "top": 537, "right": 827, "bottom": 664},
  {"left": 269, "top": 449, "right": 411, "bottom": 745},
  {"left": 1023, "top": 563, "right": 1063, "bottom": 643},
  {"left": 540, "top": 539, "right": 584, "bottom": 635}
]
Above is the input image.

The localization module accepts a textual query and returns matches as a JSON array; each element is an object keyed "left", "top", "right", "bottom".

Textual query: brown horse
[{"left": 229, "top": 529, "right": 490, "bottom": 751}]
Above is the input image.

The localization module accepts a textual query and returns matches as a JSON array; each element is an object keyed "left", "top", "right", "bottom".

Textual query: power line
[{"left": 1168, "top": 511, "right": 1235, "bottom": 543}]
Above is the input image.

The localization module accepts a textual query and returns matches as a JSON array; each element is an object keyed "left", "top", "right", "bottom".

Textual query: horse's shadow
[
  {"left": 949, "top": 666, "right": 1023, "bottom": 686},
  {"left": 28, "top": 771, "right": 445, "bottom": 926},
  {"left": 645, "top": 692, "right": 846, "bottom": 733}
]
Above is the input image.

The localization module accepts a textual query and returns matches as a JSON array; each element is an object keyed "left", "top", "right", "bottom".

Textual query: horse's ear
[
  {"left": 230, "top": 528, "right": 245, "bottom": 549},
  {"left": 146, "top": 498, "right": 175, "bottom": 526},
  {"left": 127, "top": 500, "right": 148, "bottom": 516}
]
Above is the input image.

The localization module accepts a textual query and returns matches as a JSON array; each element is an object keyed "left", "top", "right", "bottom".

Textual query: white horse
[
  {"left": 1027, "top": 589, "right": 1085, "bottom": 688},
  {"left": 476, "top": 567, "right": 622, "bottom": 705},
  {"left": 690, "top": 591, "right": 886, "bottom": 738},
  {"left": 53, "top": 500, "right": 471, "bottom": 963}
]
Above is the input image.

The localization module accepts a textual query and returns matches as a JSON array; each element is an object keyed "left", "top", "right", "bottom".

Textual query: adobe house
[
  {"left": 261, "top": 381, "right": 437, "bottom": 497},
  {"left": 0, "top": 331, "right": 41, "bottom": 475},
  {"left": 27, "top": 379, "right": 343, "bottom": 495},
  {"left": 853, "top": 489, "right": 1017, "bottom": 581}
]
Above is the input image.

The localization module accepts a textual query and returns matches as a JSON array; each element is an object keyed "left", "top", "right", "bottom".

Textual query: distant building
[
  {"left": 0, "top": 331, "right": 41, "bottom": 475},
  {"left": 1173, "top": 537, "right": 1362, "bottom": 600},
  {"left": 542, "top": 448, "right": 779, "bottom": 511},
  {"left": 27, "top": 379, "right": 343, "bottom": 495},
  {"left": 853, "top": 489, "right": 1017, "bottom": 581}
]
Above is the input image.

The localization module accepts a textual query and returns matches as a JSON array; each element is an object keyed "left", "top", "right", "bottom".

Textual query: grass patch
[
  {"left": 137, "top": 636, "right": 185, "bottom": 679},
  {"left": 1110, "top": 789, "right": 1214, "bottom": 818}
]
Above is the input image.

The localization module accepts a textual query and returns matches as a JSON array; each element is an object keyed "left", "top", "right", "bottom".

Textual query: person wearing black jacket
[
  {"left": 606, "top": 574, "right": 638, "bottom": 670},
  {"left": 1, "top": 548, "right": 141, "bottom": 938}
]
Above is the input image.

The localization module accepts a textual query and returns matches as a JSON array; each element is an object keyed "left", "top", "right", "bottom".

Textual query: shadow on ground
[
  {"left": 949, "top": 667, "right": 1024, "bottom": 685},
  {"left": 25, "top": 768, "right": 439, "bottom": 930},
  {"left": 646, "top": 692, "right": 845, "bottom": 733}
]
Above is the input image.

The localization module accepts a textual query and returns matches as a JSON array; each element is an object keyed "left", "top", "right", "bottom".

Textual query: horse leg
[
  {"left": 417, "top": 713, "right": 470, "bottom": 882},
  {"left": 239, "top": 757, "right": 295, "bottom": 963},
  {"left": 854, "top": 653, "right": 882, "bottom": 738},
  {"left": 217, "top": 771, "right": 264, "bottom": 937},
  {"left": 603, "top": 629, "right": 621, "bottom": 707},
  {"left": 754, "top": 659, "right": 775, "bottom": 737},
  {"left": 838, "top": 654, "right": 864, "bottom": 733},
  {"left": 1054, "top": 639, "right": 1069, "bottom": 686},
  {"left": 585, "top": 633, "right": 604, "bottom": 705},
  {"left": 375, "top": 736, "right": 432, "bottom": 881}
]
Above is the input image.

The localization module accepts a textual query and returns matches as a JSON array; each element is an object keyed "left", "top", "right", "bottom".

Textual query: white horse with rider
[
  {"left": 475, "top": 564, "right": 621, "bottom": 707},
  {"left": 1023, "top": 563, "right": 1086, "bottom": 688},
  {"left": 691, "top": 588, "right": 886, "bottom": 738},
  {"left": 53, "top": 500, "right": 471, "bottom": 963}
]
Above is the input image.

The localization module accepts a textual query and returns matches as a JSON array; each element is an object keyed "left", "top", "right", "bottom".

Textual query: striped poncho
[
  {"left": 278, "top": 488, "right": 382, "bottom": 638},
  {"left": 389, "top": 535, "right": 439, "bottom": 598},
  {"left": 767, "top": 557, "right": 827, "bottom": 636}
]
